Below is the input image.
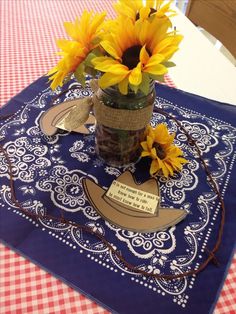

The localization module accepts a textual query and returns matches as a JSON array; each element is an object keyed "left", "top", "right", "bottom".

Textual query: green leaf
[
  {"left": 129, "top": 84, "right": 139, "bottom": 94},
  {"left": 74, "top": 62, "right": 86, "bottom": 86},
  {"left": 84, "top": 66, "right": 97, "bottom": 77},
  {"left": 149, "top": 74, "right": 165, "bottom": 82},
  {"left": 91, "top": 37, "right": 101, "bottom": 46},
  {"left": 84, "top": 53, "right": 97, "bottom": 67},
  {"left": 75, "top": 62, "right": 85, "bottom": 75},
  {"left": 139, "top": 73, "right": 150, "bottom": 95},
  {"left": 162, "top": 61, "right": 176, "bottom": 68},
  {"left": 92, "top": 47, "right": 104, "bottom": 57},
  {"left": 84, "top": 48, "right": 104, "bottom": 67},
  {"left": 74, "top": 71, "right": 86, "bottom": 87}
]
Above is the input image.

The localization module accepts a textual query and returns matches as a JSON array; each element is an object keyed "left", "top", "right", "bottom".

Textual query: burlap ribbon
[
  {"left": 92, "top": 94, "right": 154, "bottom": 131},
  {"left": 63, "top": 81, "right": 154, "bottom": 131}
]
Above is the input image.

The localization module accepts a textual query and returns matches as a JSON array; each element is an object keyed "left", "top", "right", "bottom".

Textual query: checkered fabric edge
[
  {"left": 0, "top": 1, "right": 235, "bottom": 313},
  {"left": 0, "top": 243, "right": 109, "bottom": 314}
]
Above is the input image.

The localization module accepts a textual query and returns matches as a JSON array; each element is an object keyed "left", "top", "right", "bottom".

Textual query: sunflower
[
  {"left": 113, "top": 0, "right": 175, "bottom": 23},
  {"left": 141, "top": 124, "right": 188, "bottom": 178},
  {"left": 47, "top": 10, "right": 106, "bottom": 90},
  {"left": 92, "top": 16, "right": 183, "bottom": 94}
]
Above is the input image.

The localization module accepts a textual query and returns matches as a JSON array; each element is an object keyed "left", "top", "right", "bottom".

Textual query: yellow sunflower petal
[
  {"left": 164, "top": 161, "right": 174, "bottom": 176},
  {"left": 98, "top": 72, "right": 128, "bottom": 89},
  {"left": 170, "top": 157, "right": 188, "bottom": 171},
  {"left": 89, "top": 12, "right": 106, "bottom": 36},
  {"left": 141, "top": 151, "right": 151, "bottom": 157},
  {"left": 113, "top": 2, "right": 136, "bottom": 20},
  {"left": 92, "top": 56, "right": 118, "bottom": 65},
  {"left": 147, "top": 135, "right": 154, "bottom": 150},
  {"left": 118, "top": 76, "right": 129, "bottom": 94},
  {"left": 141, "top": 141, "right": 148, "bottom": 151},
  {"left": 153, "top": 35, "right": 183, "bottom": 55},
  {"left": 170, "top": 159, "right": 183, "bottom": 171},
  {"left": 159, "top": 160, "right": 169, "bottom": 178},
  {"left": 139, "top": 7, "right": 151, "bottom": 20},
  {"left": 144, "top": 54, "right": 165, "bottom": 68},
  {"left": 161, "top": 46, "right": 179, "bottom": 61},
  {"left": 144, "top": 63, "right": 167, "bottom": 76},
  {"left": 64, "top": 19, "right": 79, "bottom": 41},
  {"left": 148, "top": 18, "right": 171, "bottom": 51},
  {"left": 178, "top": 157, "right": 188, "bottom": 164},
  {"left": 146, "top": 125, "right": 155, "bottom": 139},
  {"left": 48, "top": 11, "right": 106, "bottom": 90},
  {"left": 56, "top": 39, "right": 75, "bottom": 52},
  {"left": 140, "top": 45, "right": 150, "bottom": 65},
  {"left": 92, "top": 57, "right": 129, "bottom": 74},
  {"left": 154, "top": 123, "right": 175, "bottom": 146},
  {"left": 49, "top": 72, "right": 65, "bottom": 90},
  {"left": 101, "top": 40, "right": 122, "bottom": 60},
  {"left": 129, "top": 63, "right": 142, "bottom": 85},
  {"left": 78, "top": 11, "right": 92, "bottom": 43},
  {"left": 146, "top": 0, "right": 156, "bottom": 8},
  {"left": 108, "top": 64, "right": 130, "bottom": 74},
  {"left": 136, "top": 19, "right": 150, "bottom": 45},
  {"left": 124, "top": 18, "right": 137, "bottom": 47},
  {"left": 150, "top": 159, "right": 160, "bottom": 176},
  {"left": 151, "top": 147, "right": 157, "bottom": 159},
  {"left": 167, "top": 145, "right": 183, "bottom": 157}
]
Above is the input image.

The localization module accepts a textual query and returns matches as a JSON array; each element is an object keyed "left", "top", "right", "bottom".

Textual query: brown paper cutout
[
  {"left": 105, "top": 173, "right": 159, "bottom": 215},
  {"left": 40, "top": 98, "right": 95, "bottom": 136},
  {"left": 82, "top": 171, "right": 188, "bottom": 233},
  {"left": 64, "top": 97, "right": 93, "bottom": 130}
]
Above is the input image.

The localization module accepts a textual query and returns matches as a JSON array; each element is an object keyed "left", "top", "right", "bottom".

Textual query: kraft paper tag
[
  {"left": 83, "top": 171, "right": 188, "bottom": 233},
  {"left": 63, "top": 97, "right": 93, "bottom": 131},
  {"left": 106, "top": 180, "right": 159, "bottom": 215},
  {"left": 55, "top": 110, "right": 74, "bottom": 131}
]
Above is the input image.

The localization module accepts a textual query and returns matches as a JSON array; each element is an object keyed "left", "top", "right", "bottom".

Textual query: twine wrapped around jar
[{"left": 94, "top": 84, "right": 156, "bottom": 166}]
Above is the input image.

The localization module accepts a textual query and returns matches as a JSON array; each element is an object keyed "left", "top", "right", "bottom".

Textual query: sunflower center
[
  {"left": 153, "top": 143, "right": 166, "bottom": 160},
  {"left": 122, "top": 45, "right": 143, "bottom": 69},
  {"left": 122, "top": 45, "right": 151, "bottom": 69},
  {"left": 136, "top": 7, "right": 157, "bottom": 20}
]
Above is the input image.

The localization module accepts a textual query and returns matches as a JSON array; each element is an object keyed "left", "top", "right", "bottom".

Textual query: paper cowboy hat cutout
[
  {"left": 40, "top": 98, "right": 95, "bottom": 136},
  {"left": 83, "top": 171, "right": 188, "bottom": 233}
]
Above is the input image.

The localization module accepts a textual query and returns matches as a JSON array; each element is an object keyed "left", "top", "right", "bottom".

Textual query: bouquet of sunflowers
[
  {"left": 48, "top": 0, "right": 182, "bottom": 94},
  {"left": 47, "top": 0, "right": 187, "bottom": 178}
]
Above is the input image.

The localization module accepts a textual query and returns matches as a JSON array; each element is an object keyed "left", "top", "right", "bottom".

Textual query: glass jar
[{"left": 93, "top": 84, "right": 156, "bottom": 166}]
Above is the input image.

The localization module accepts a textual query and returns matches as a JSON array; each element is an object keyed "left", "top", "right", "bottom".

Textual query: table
[
  {"left": 170, "top": 6, "right": 236, "bottom": 105},
  {"left": 0, "top": 1, "right": 235, "bottom": 313}
]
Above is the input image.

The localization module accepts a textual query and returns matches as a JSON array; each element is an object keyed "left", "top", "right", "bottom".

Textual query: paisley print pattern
[{"left": 1, "top": 80, "right": 236, "bottom": 308}]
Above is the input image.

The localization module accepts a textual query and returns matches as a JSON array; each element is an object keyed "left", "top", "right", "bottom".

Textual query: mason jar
[{"left": 93, "top": 83, "right": 156, "bottom": 166}]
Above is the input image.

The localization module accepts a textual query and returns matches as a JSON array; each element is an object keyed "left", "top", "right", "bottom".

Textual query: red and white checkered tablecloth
[{"left": 0, "top": 1, "right": 235, "bottom": 313}]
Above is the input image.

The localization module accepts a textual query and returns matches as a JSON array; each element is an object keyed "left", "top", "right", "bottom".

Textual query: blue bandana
[{"left": 0, "top": 77, "right": 236, "bottom": 314}]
